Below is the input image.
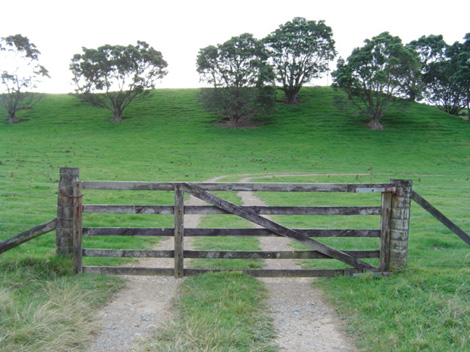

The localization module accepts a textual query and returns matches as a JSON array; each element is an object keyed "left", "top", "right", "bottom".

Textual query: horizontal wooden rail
[
  {"left": 83, "top": 204, "right": 381, "bottom": 216},
  {"left": 0, "top": 219, "right": 57, "bottom": 254},
  {"left": 82, "top": 248, "right": 380, "bottom": 259},
  {"left": 82, "top": 266, "right": 362, "bottom": 277},
  {"left": 81, "top": 181, "right": 396, "bottom": 193},
  {"left": 83, "top": 227, "right": 380, "bottom": 238}
]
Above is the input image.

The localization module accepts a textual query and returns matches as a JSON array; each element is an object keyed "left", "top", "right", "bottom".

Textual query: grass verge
[{"left": 0, "top": 256, "right": 124, "bottom": 352}]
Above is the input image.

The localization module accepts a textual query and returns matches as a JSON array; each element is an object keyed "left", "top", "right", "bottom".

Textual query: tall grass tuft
[{"left": 0, "top": 257, "right": 123, "bottom": 352}]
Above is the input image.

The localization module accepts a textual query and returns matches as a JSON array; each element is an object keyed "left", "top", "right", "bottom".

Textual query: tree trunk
[
  {"left": 7, "top": 112, "right": 20, "bottom": 124},
  {"left": 284, "top": 88, "right": 300, "bottom": 105},
  {"left": 367, "top": 117, "right": 384, "bottom": 130},
  {"left": 110, "top": 110, "right": 122, "bottom": 122}
]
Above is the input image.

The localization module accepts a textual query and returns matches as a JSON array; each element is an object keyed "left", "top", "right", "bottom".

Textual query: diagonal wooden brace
[{"left": 184, "top": 183, "right": 376, "bottom": 271}]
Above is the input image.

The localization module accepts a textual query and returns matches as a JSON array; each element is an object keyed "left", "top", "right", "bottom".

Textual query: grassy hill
[{"left": 1, "top": 87, "right": 469, "bottom": 351}]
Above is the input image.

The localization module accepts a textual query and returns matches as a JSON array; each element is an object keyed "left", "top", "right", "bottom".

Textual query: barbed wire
[
  {"left": 0, "top": 191, "right": 57, "bottom": 196},
  {"left": 414, "top": 186, "right": 470, "bottom": 189},
  {"left": 0, "top": 169, "right": 60, "bottom": 175},
  {"left": 0, "top": 180, "right": 57, "bottom": 186},
  {"left": 0, "top": 201, "right": 56, "bottom": 207}
]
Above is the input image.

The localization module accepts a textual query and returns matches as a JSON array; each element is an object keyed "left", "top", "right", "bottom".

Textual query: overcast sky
[{"left": 1, "top": 0, "right": 469, "bottom": 93}]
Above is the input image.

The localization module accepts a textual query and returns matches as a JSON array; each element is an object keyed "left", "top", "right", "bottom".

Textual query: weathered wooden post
[
  {"left": 56, "top": 167, "right": 79, "bottom": 256},
  {"left": 379, "top": 190, "right": 393, "bottom": 272},
  {"left": 72, "top": 181, "right": 83, "bottom": 273},
  {"left": 174, "top": 183, "right": 185, "bottom": 278},
  {"left": 388, "top": 179, "right": 413, "bottom": 271}
]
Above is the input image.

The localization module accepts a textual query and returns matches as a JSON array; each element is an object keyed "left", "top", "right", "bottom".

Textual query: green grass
[
  {"left": 142, "top": 272, "right": 276, "bottom": 352},
  {"left": 1, "top": 86, "right": 469, "bottom": 351}
]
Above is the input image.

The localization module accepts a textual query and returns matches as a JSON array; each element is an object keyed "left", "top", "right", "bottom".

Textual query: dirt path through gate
[
  {"left": 84, "top": 178, "right": 222, "bottom": 352},
  {"left": 238, "top": 176, "right": 356, "bottom": 351},
  {"left": 86, "top": 175, "right": 356, "bottom": 352}
]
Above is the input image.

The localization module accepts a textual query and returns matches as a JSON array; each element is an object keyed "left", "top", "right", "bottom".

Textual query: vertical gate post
[
  {"left": 389, "top": 179, "right": 413, "bottom": 271},
  {"left": 56, "top": 167, "right": 79, "bottom": 256},
  {"left": 379, "top": 191, "right": 393, "bottom": 271},
  {"left": 174, "top": 183, "right": 185, "bottom": 278},
  {"left": 72, "top": 181, "right": 83, "bottom": 273}
]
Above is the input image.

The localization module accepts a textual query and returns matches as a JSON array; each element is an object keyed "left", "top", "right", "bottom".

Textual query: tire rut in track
[{"left": 237, "top": 176, "right": 356, "bottom": 352}]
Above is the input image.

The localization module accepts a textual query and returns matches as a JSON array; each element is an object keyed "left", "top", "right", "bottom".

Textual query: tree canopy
[
  {"left": 264, "top": 17, "right": 336, "bottom": 104},
  {"left": 449, "top": 34, "right": 470, "bottom": 122},
  {"left": 70, "top": 41, "right": 167, "bottom": 122},
  {"left": 196, "top": 33, "right": 275, "bottom": 126},
  {"left": 332, "top": 32, "right": 420, "bottom": 130},
  {"left": 408, "top": 34, "right": 470, "bottom": 120},
  {"left": 0, "top": 34, "right": 49, "bottom": 124}
]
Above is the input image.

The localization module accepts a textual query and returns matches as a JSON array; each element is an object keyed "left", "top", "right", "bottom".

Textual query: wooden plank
[
  {"left": 0, "top": 219, "right": 57, "bottom": 254},
  {"left": 82, "top": 181, "right": 395, "bottom": 193},
  {"left": 184, "top": 183, "right": 376, "bottom": 271},
  {"left": 412, "top": 191, "right": 470, "bottom": 246},
  {"left": 82, "top": 266, "right": 360, "bottom": 277},
  {"left": 183, "top": 268, "right": 361, "bottom": 277},
  {"left": 56, "top": 167, "right": 79, "bottom": 255},
  {"left": 83, "top": 227, "right": 175, "bottom": 236},
  {"left": 72, "top": 181, "right": 83, "bottom": 274},
  {"left": 187, "top": 250, "right": 378, "bottom": 259},
  {"left": 82, "top": 249, "right": 379, "bottom": 259},
  {"left": 83, "top": 205, "right": 175, "bottom": 214},
  {"left": 83, "top": 227, "right": 380, "bottom": 238},
  {"left": 83, "top": 204, "right": 380, "bottom": 216},
  {"left": 82, "top": 266, "right": 174, "bottom": 276},
  {"left": 380, "top": 192, "right": 393, "bottom": 271},
  {"left": 83, "top": 249, "right": 174, "bottom": 258},
  {"left": 174, "top": 184, "right": 184, "bottom": 278}
]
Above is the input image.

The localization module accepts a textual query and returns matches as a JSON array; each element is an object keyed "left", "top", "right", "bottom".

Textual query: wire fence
[{"left": 0, "top": 169, "right": 58, "bottom": 236}]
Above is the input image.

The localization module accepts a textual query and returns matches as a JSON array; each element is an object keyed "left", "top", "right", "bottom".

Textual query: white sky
[{"left": 1, "top": 0, "right": 469, "bottom": 93}]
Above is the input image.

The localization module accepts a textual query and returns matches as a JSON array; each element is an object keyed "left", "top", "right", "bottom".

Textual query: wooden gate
[{"left": 63, "top": 170, "right": 412, "bottom": 277}]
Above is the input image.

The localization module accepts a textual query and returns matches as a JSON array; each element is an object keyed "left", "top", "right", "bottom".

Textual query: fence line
[
  {"left": 414, "top": 186, "right": 470, "bottom": 189},
  {"left": 0, "top": 190, "right": 57, "bottom": 195},
  {"left": 0, "top": 180, "right": 58, "bottom": 186},
  {"left": 0, "top": 169, "right": 60, "bottom": 175},
  {"left": 0, "top": 201, "right": 56, "bottom": 207}
]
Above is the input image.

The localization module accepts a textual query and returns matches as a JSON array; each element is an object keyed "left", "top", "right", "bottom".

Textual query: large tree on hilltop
[
  {"left": 264, "top": 17, "right": 336, "bottom": 104},
  {"left": 70, "top": 41, "right": 168, "bottom": 122},
  {"left": 415, "top": 34, "right": 470, "bottom": 118},
  {"left": 332, "top": 32, "right": 420, "bottom": 130},
  {"left": 449, "top": 33, "right": 470, "bottom": 122},
  {"left": 0, "top": 34, "right": 49, "bottom": 124},
  {"left": 196, "top": 33, "right": 276, "bottom": 127},
  {"left": 407, "top": 34, "right": 449, "bottom": 104}
]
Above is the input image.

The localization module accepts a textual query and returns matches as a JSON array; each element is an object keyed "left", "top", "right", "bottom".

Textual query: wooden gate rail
[
  {"left": 60, "top": 167, "right": 411, "bottom": 277},
  {"left": 82, "top": 228, "right": 380, "bottom": 237},
  {"left": 81, "top": 181, "right": 397, "bottom": 193},
  {"left": 0, "top": 219, "right": 57, "bottom": 254}
]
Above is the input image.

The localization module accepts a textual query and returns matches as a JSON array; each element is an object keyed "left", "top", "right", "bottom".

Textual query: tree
[
  {"left": 414, "top": 34, "right": 470, "bottom": 118},
  {"left": 0, "top": 34, "right": 49, "bottom": 124},
  {"left": 407, "top": 34, "right": 453, "bottom": 106},
  {"left": 70, "top": 41, "right": 168, "bottom": 122},
  {"left": 196, "top": 33, "right": 275, "bottom": 126},
  {"left": 332, "top": 32, "right": 420, "bottom": 130},
  {"left": 264, "top": 17, "right": 336, "bottom": 104},
  {"left": 450, "top": 34, "right": 470, "bottom": 122}
]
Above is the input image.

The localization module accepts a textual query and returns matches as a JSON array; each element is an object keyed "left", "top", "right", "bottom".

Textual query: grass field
[{"left": 1, "top": 87, "right": 469, "bottom": 351}]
